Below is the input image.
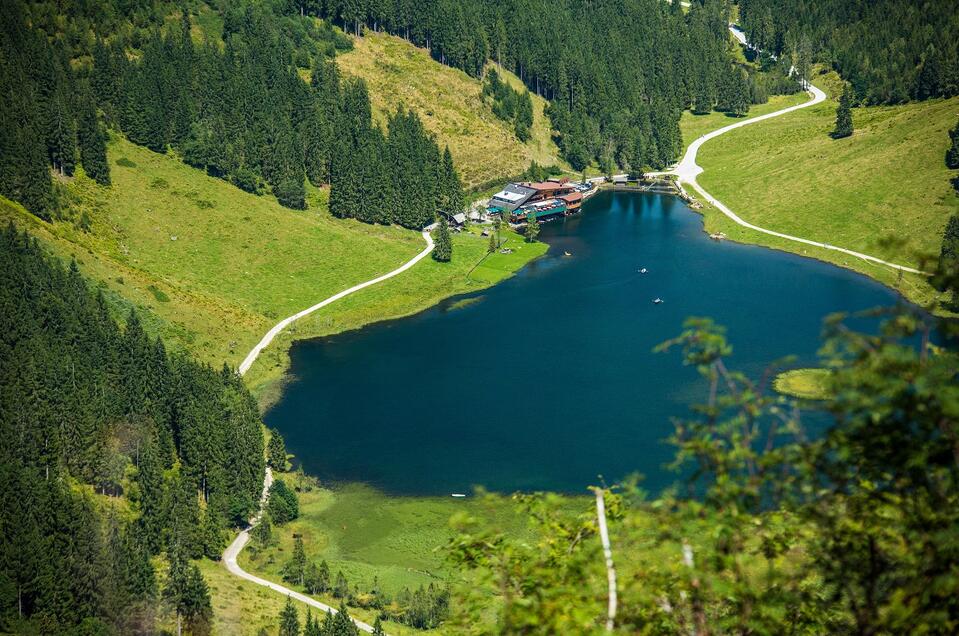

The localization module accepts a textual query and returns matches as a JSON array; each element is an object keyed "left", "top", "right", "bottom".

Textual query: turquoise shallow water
[{"left": 265, "top": 191, "right": 909, "bottom": 495}]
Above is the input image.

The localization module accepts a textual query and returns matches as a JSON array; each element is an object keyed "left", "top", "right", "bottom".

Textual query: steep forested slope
[
  {"left": 313, "top": 0, "right": 751, "bottom": 172},
  {"left": 2, "top": 0, "right": 465, "bottom": 229},
  {"left": 738, "top": 0, "right": 959, "bottom": 103},
  {"left": 336, "top": 31, "right": 565, "bottom": 189},
  {"left": 0, "top": 225, "right": 265, "bottom": 633}
]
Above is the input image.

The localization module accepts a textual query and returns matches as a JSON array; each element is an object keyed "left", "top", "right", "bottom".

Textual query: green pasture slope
[
  {"left": 1, "top": 135, "right": 547, "bottom": 405},
  {"left": 692, "top": 72, "right": 958, "bottom": 310}
]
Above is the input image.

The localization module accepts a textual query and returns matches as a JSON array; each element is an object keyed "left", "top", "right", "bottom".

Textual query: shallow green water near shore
[{"left": 266, "top": 191, "right": 910, "bottom": 495}]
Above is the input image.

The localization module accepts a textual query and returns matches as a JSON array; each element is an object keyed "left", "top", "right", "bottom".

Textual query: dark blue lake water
[{"left": 266, "top": 191, "right": 909, "bottom": 496}]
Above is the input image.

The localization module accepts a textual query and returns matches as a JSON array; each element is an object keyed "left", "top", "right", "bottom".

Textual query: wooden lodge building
[
  {"left": 489, "top": 178, "right": 585, "bottom": 222},
  {"left": 490, "top": 178, "right": 576, "bottom": 209}
]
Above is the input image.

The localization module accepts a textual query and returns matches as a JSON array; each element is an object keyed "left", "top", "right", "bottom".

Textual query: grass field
[
  {"left": 692, "top": 72, "right": 959, "bottom": 310},
  {"left": 679, "top": 92, "right": 809, "bottom": 152},
  {"left": 235, "top": 473, "right": 587, "bottom": 635},
  {"left": 1, "top": 136, "right": 547, "bottom": 404},
  {"left": 243, "top": 226, "right": 547, "bottom": 407},
  {"left": 337, "top": 31, "right": 567, "bottom": 189}
]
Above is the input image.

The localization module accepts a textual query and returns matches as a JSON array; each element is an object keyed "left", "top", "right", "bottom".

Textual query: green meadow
[
  {"left": 679, "top": 92, "right": 809, "bottom": 152},
  {"left": 236, "top": 473, "right": 583, "bottom": 635},
  {"left": 691, "top": 72, "right": 958, "bottom": 310},
  {"left": 1, "top": 136, "right": 547, "bottom": 405}
]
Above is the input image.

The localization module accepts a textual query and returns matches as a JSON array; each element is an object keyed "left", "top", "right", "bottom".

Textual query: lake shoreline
[
  {"left": 250, "top": 190, "right": 919, "bottom": 628},
  {"left": 246, "top": 226, "right": 549, "bottom": 412},
  {"left": 267, "top": 190, "right": 908, "bottom": 496}
]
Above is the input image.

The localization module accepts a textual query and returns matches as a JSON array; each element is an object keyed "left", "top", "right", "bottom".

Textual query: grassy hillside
[
  {"left": 336, "top": 31, "right": 566, "bottom": 189},
  {"left": 241, "top": 225, "right": 547, "bottom": 406},
  {"left": 0, "top": 136, "right": 418, "bottom": 360},
  {"left": 679, "top": 92, "right": 809, "bottom": 151},
  {"left": 692, "top": 73, "right": 958, "bottom": 309},
  {"left": 1, "top": 136, "right": 547, "bottom": 403}
]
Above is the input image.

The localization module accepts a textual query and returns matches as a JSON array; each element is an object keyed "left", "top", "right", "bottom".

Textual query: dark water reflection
[{"left": 265, "top": 192, "right": 911, "bottom": 495}]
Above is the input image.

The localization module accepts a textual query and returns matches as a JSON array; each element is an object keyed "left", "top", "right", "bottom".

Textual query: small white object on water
[
  {"left": 653, "top": 298, "right": 664, "bottom": 304},
  {"left": 640, "top": 268, "right": 648, "bottom": 273},
  {"left": 451, "top": 493, "right": 467, "bottom": 498}
]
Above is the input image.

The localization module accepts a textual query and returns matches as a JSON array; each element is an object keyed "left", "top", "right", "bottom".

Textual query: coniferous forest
[
  {"left": 0, "top": 0, "right": 465, "bottom": 228},
  {"left": 738, "top": 0, "right": 959, "bottom": 104},
  {"left": 313, "top": 0, "right": 756, "bottom": 172},
  {"left": 0, "top": 225, "right": 265, "bottom": 633},
  {"left": 3, "top": 0, "right": 958, "bottom": 634}
]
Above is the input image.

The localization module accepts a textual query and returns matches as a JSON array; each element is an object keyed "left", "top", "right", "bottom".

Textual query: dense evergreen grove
[
  {"left": 3, "top": 0, "right": 465, "bottom": 229},
  {"left": 303, "top": 0, "right": 757, "bottom": 173},
  {"left": 739, "top": 0, "right": 959, "bottom": 104},
  {"left": 0, "top": 226, "right": 265, "bottom": 633},
  {"left": 331, "top": 100, "right": 466, "bottom": 229},
  {"left": 0, "top": 4, "right": 110, "bottom": 220},
  {"left": 482, "top": 68, "right": 534, "bottom": 142}
]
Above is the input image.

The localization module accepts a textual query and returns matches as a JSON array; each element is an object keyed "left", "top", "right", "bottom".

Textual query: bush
[
  {"left": 231, "top": 166, "right": 263, "bottom": 195},
  {"left": 147, "top": 285, "right": 170, "bottom": 303},
  {"left": 266, "top": 479, "right": 299, "bottom": 525}
]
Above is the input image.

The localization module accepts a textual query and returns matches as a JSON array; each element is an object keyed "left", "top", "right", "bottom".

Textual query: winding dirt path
[
  {"left": 222, "top": 465, "right": 377, "bottom": 634},
  {"left": 225, "top": 230, "right": 436, "bottom": 634},
  {"left": 239, "top": 231, "right": 435, "bottom": 374},
  {"left": 667, "top": 67, "right": 924, "bottom": 275}
]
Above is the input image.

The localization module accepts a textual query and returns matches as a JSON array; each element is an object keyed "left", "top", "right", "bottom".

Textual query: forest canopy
[
  {"left": 0, "top": 224, "right": 265, "bottom": 633},
  {"left": 304, "top": 0, "right": 755, "bottom": 172},
  {"left": 738, "top": 0, "right": 959, "bottom": 103}
]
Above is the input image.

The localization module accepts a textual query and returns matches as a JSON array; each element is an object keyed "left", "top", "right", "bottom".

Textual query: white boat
[
  {"left": 640, "top": 268, "right": 647, "bottom": 273},
  {"left": 653, "top": 298, "right": 664, "bottom": 304},
  {"left": 451, "top": 493, "right": 467, "bottom": 498}
]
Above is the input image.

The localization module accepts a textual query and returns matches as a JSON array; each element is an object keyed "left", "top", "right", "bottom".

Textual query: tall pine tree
[
  {"left": 832, "top": 85, "right": 854, "bottom": 139},
  {"left": 77, "top": 84, "right": 111, "bottom": 185}
]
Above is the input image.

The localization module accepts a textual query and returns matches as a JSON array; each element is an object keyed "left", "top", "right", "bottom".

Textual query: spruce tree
[
  {"left": 279, "top": 595, "right": 300, "bottom": 636},
  {"left": 267, "top": 428, "right": 287, "bottom": 472},
  {"left": 251, "top": 514, "right": 274, "bottom": 549},
  {"left": 433, "top": 216, "right": 452, "bottom": 262},
  {"left": 282, "top": 535, "right": 308, "bottom": 587},
  {"left": 17, "top": 109, "right": 54, "bottom": 219},
  {"left": 333, "top": 571, "right": 349, "bottom": 599},
  {"left": 48, "top": 92, "right": 76, "bottom": 177},
  {"left": 135, "top": 433, "right": 165, "bottom": 554},
  {"left": 331, "top": 602, "right": 359, "bottom": 635},
  {"left": 441, "top": 146, "right": 465, "bottom": 217},
  {"left": 947, "top": 119, "right": 959, "bottom": 169},
  {"left": 304, "top": 560, "right": 328, "bottom": 594},
  {"left": 199, "top": 508, "right": 224, "bottom": 560},
  {"left": 304, "top": 610, "right": 322, "bottom": 636},
  {"left": 524, "top": 213, "right": 539, "bottom": 242},
  {"left": 372, "top": 616, "right": 385, "bottom": 635},
  {"left": 164, "top": 551, "right": 212, "bottom": 636},
  {"left": 322, "top": 609, "right": 335, "bottom": 634},
  {"left": 267, "top": 479, "right": 299, "bottom": 524},
  {"left": 488, "top": 228, "right": 498, "bottom": 253},
  {"left": 938, "top": 215, "right": 959, "bottom": 284},
  {"left": 832, "top": 85, "right": 854, "bottom": 139}
]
